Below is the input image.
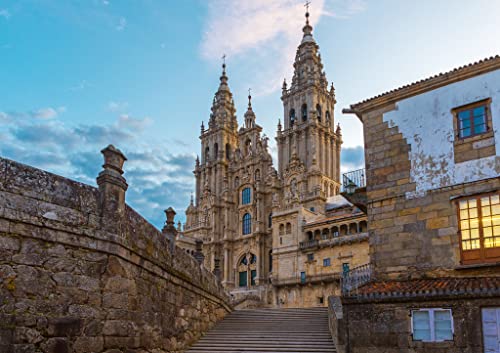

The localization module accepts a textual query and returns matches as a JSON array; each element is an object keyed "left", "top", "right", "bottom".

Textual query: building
[
  {"left": 181, "top": 11, "right": 369, "bottom": 307},
  {"left": 331, "top": 56, "right": 500, "bottom": 353}
]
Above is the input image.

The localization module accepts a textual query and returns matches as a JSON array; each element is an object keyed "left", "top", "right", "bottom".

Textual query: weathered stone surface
[{"left": 0, "top": 156, "right": 231, "bottom": 352}]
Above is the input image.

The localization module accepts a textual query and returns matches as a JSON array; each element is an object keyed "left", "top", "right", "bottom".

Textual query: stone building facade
[
  {"left": 330, "top": 56, "right": 500, "bottom": 352},
  {"left": 181, "top": 13, "right": 369, "bottom": 308}
]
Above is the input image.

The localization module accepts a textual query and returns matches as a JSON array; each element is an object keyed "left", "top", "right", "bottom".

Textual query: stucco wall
[
  {"left": 0, "top": 156, "right": 231, "bottom": 353},
  {"left": 383, "top": 70, "right": 500, "bottom": 198}
]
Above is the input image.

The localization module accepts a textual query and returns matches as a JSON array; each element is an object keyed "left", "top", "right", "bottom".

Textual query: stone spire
[
  {"left": 209, "top": 60, "right": 237, "bottom": 132},
  {"left": 244, "top": 88, "right": 256, "bottom": 129}
]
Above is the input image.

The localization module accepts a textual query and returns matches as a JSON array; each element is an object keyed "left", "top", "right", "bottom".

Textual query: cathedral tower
[{"left": 277, "top": 10, "right": 342, "bottom": 209}]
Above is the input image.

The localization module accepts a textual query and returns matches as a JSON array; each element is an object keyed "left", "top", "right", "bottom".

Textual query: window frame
[
  {"left": 307, "top": 253, "right": 314, "bottom": 262},
  {"left": 456, "top": 192, "right": 500, "bottom": 265},
  {"left": 452, "top": 98, "right": 491, "bottom": 140},
  {"left": 323, "top": 258, "right": 331, "bottom": 267},
  {"left": 241, "top": 187, "right": 251, "bottom": 205},
  {"left": 242, "top": 213, "right": 252, "bottom": 235},
  {"left": 410, "top": 308, "right": 454, "bottom": 342}
]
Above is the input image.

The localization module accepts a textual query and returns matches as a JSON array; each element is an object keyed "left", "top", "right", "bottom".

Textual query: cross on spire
[
  {"left": 222, "top": 53, "right": 226, "bottom": 66},
  {"left": 304, "top": 1, "right": 311, "bottom": 24}
]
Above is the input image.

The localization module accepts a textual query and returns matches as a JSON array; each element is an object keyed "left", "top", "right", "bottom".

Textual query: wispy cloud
[
  {"left": 0, "top": 106, "right": 66, "bottom": 121},
  {"left": 70, "top": 80, "right": 91, "bottom": 91},
  {"left": 0, "top": 9, "right": 11, "bottom": 20},
  {"left": 200, "top": 0, "right": 365, "bottom": 95},
  {"left": 116, "top": 16, "right": 126, "bottom": 31},
  {"left": 107, "top": 100, "right": 129, "bottom": 112}
]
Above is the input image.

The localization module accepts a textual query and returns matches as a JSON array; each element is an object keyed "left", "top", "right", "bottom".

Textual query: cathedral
[{"left": 180, "top": 11, "right": 369, "bottom": 307}]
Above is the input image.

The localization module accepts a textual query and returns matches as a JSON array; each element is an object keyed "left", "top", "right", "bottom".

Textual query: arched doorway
[{"left": 237, "top": 253, "right": 257, "bottom": 287}]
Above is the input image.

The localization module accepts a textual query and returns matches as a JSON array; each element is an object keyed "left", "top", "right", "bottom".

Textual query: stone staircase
[{"left": 186, "top": 307, "right": 336, "bottom": 353}]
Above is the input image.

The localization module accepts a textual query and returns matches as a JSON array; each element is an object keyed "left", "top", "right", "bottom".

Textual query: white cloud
[
  {"left": 107, "top": 101, "right": 128, "bottom": 112},
  {"left": 200, "top": 0, "right": 365, "bottom": 95},
  {"left": 0, "top": 9, "right": 11, "bottom": 19},
  {"left": 32, "top": 107, "right": 65, "bottom": 119},
  {"left": 116, "top": 17, "right": 126, "bottom": 31},
  {"left": 117, "top": 114, "right": 152, "bottom": 132}
]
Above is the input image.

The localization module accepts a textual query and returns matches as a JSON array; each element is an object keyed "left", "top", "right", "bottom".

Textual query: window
[
  {"left": 316, "top": 104, "right": 322, "bottom": 122},
  {"left": 242, "top": 213, "right": 252, "bottom": 235},
  {"left": 250, "top": 253, "right": 257, "bottom": 264},
  {"left": 250, "top": 270, "right": 257, "bottom": 286},
  {"left": 318, "top": 296, "right": 324, "bottom": 305},
  {"left": 310, "top": 207, "right": 315, "bottom": 212},
  {"left": 411, "top": 309, "right": 453, "bottom": 342},
  {"left": 286, "top": 223, "right": 292, "bottom": 234},
  {"left": 323, "top": 258, "right": 331, "bottom": 267},
  {"left": 239, "top": 271, "right": 247, "bottom": 287},
  {"left": 455, "top": 101, "right": 489, "bottom": 138},
  {"left": 300, "top": 271, "right": 306, "bottom": 284},
  {"left": 458, "top": 194, "right": 500, "bottom": 264},
  {"left": 342, "top": 263, "right": 350, "bottom": 274},
  {"left": 269, "top": 250, "right": 273, "bottom": 272},
  {"left": 279, "top": 224, "right": 284, "bottom": 235},
  {"left": 289, "top": 109, "right": 296, "bottom": 127},
  {"left": 242, "top": 187, "right": 251, "bottom": 205},
  {"left": 268, "top": 213, "right": 273, "bottom": 228},
  {"left": 301, "top": 103, "right": 308, "bottom": 122},
  {"left": 307, "top": 253, "right": 314, "bottom": 262}
]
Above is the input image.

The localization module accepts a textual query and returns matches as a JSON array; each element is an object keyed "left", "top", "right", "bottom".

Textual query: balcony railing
[
  {"left": 272, "top": 272, "right": 341, "bottom": 287},
  {"left": 342, "top": 168, "right": 366, "bottom": 191},
  {"left": 341, "top": 263, "right": 372, "bottom": 296},
  {"left": 299, "top": 239, "right": 319, "bottom": 250}
]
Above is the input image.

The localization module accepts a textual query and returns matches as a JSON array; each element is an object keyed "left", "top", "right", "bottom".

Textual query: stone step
[{"left": 186, "top": 308, "right": 336, "bottom": 353}]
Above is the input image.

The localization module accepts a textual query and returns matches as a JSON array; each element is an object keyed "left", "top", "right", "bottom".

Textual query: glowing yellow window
[{"left": 458, "top": 193, "right": 500, "bottom": 265}]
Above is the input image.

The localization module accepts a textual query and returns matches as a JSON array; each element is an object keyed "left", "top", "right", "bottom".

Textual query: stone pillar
[
  {"left": 96, "top": 145, "right": 128, "bottom": 233},
  {"left": 162, "top": 207, "right": 177, "bottom": 253}
]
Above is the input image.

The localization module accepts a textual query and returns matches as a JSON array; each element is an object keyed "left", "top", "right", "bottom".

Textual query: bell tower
[{"left": 276, "top": 9, "right": 342, "bottom": 208}]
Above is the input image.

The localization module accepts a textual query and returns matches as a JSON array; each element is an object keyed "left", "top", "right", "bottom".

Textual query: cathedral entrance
[{"left": 237, "top": 253, "right": 257, "bottom": 288}]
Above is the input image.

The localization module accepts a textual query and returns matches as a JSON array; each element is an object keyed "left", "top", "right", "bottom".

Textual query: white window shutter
[
  {"left": 434, "top": 310, "right": 453, "bottom": 341},
  {"left": 413, "top": 311, "right": 431, "bottom": 341}
]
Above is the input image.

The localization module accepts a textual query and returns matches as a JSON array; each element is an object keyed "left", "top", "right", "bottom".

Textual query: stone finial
[
  {"left": 96, "top": 145, "right": 128, "bottom": 228},
  {"left": 194, "top": 239, "right": 205, "bottom": 265},
  {"left": 165, "top": 207, "right": 176, "bottom": 226},
  {"left": 162, "top": 207, "right": 178, "bottom": 251}
]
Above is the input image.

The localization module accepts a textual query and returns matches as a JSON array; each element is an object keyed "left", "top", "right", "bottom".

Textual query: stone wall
[
  {"left": 0, "top": 147, "right": 231, "bottom": 353},
  {"left": 362, "top": 101, "right": 500, "bottom": 279},
  {"left": 330, "top": 295, "right": 498, "bottom": 353}
]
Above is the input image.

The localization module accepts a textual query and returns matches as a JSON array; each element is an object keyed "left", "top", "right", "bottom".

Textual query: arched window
[
  {"left": 316, "top": 104, "right": 322, "bottom": 122},
  {"left": 286, "top": 223, "right": 292, "bottom": 234},
  {"left": 326, "top": 111, "right": 331, "bottom": 124},
  {"left": 301, "top": 104, "right": 308, "bottom": 122},
  {"left": 322, "top": 228, "right": 329, "bottom": 240},
  {"left": 242, "top": 213, "right": 252, "bottom": 235},
  {"left": 332, "top": 226, "right": 339, "bottom": 237},
  {"left": 307, "top": 231, "right": 314, "bottom": 241},
  {"left": 242, "top": 187, "right": 251, "bottom": 205},
  {"left": 289, "top": 109, "right": 296, "bottom": 127},
  {"left": 225, "top": 143, "right": 231, "bottom": 160},
  {"left": 268, "top": 213, "right": 273, "bottom": 228},
  {"left": 279, "top": 224, "right": 284, "bottom": 236},
  {"left": 255, "top": 169, "right": 261, "bottom": 181},
  {"left": 204, "top": 146, "right": 210, "bottom": 162},
  {"left": 238, "top": 253, "right": 257, "bottom": 287},
  {"left": 245, "top": 139, "right": 252, "bottom": 155},
  {"left": 214, "top": 143, "right": 218, "bottom": 160},
  {"left": 250, "top": 253, "right": 257, "bottom": 264},
  {"left": 359, "top": 220, "right": 368, "bottom": 232}
]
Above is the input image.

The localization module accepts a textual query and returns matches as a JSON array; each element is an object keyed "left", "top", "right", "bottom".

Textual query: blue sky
[{"left": 1, "top": 0, "right": 499, "bottom": 228}]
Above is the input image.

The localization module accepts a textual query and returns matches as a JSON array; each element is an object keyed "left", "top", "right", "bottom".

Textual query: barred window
[
  {"left": 458, "top": 194, "right": 500, "bottom": 264},
  {"left": 242, "top": 187, "right": 251, "bottom": 205},
  {"left": 242, "top": 213, "right": 252, "bottom": 235}
]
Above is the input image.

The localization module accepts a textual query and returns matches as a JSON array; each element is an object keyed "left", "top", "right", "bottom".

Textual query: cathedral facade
[{"left": 181, "top": 12, "right": 369, "bottom": 307}]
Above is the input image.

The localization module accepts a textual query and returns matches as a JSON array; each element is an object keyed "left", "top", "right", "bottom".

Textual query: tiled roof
[
  {"left": 350, "top": 55, "right": 500, "bottom": 112},
  {"left": 345, "top": 277, "right": 500, "bottom": 300},
  {"left": 304, "top": 211, "right": 364, "bottom": 228}
]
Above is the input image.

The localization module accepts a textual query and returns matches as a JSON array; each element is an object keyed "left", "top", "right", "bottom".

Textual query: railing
[
  {"left": 299, "top": 239, "right": 319, "bottom": 250},
  {"left": 341, "top": 263, "right": 372, "bottom": 296},
  {"left": 273, "top": 272, "right": 342, "bottom": 287},
  {"left": 342, "top": 168, "right": 366, "bottom": 191}
]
